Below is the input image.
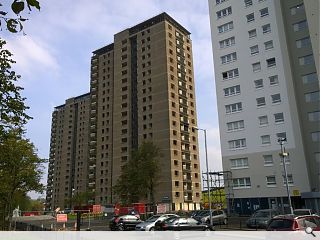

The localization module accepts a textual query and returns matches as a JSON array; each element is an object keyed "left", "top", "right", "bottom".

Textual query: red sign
[
  {"left": 92, "top": 204, "right": 101, "bottom": 213},
  {"left": 56, "top": 214, "right": 68, "bottom": 222}
]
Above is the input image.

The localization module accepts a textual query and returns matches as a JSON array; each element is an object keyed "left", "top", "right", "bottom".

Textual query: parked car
[
  {"left": 266, "top": 214, "right": 320, "bottom": 231},
  {"left": 293, "top": 209, "right": 318, "bottom": 216},
  {"left": 194, "top": 210, "right": 227, "bottom": 225},
  {"left": 109, "top": 214, "right": 143, "bottom": 231},
  {"left": 246, "top": 209, "right": 281, "bottom": 229},
  {"left": 135, "top": 214, "right": 179, "bottom": 231},
  {"left": 157, "top": 217, "right": 214, "bottom": 231},
  {"left": 155, "top": 215, "right": 179, "bottom": 231}
]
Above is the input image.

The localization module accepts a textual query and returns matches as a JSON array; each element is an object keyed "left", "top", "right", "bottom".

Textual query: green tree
[
  {"left": 0, "top": 0, "right": 40, "bottom": 34},
  {"left": 113, "top": 142, "right": 161, "bottom": 205},
  {"left": 0, "top": 39, "right": 31, "bottom": 140},
  {"left": 0, "top": 131, "right": 46, "bottom": 229}
]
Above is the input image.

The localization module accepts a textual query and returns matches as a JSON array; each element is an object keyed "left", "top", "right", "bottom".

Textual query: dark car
[
  {"left": 293, "top": 209, "right": 318, "bottom": 216},
  {"left": 266, "top": 214, "right": 320, "bottom": 231},
  {"left": 109, "top": 214, "right": 143, "bottom": 231},
  {"left": 246, "top": 209, "right": 280, "bottom": 229},
  {"left": 158, "top": 217, "right": 214, "bottom": 231}
]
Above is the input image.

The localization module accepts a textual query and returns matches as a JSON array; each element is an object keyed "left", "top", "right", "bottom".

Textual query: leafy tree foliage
[
  {"left": 0, "top": 39, "right": 31, "bottom": 140},
  {"left": 113, "top": 142, "right": 161, "bottom": 205},
  {"left": 0, "top": 131, "right": 46, "bottom": 229},
  {"left": 0, "top": 0, "right": 40, "bottom": 34},
  {"left": 67, "top": 191, "right": 94, "bottom": 208}
]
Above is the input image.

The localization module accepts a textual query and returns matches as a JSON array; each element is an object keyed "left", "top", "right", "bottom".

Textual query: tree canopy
[
  {"left": 113, "top": 142, "right": 161, "bottom": 205},
  {"left": 0, "top": 39, "right": 31, "bottom": 140},
  {"left": 0, "top": 131, "right": 46, "bottom": 229},
  {"left": 0, "top": 0, "right": 40, "bottom": 34}
]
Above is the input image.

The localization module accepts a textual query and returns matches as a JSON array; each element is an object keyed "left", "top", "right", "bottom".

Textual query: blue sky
[{"left": 4, "top": 0, "right": 222, "bottom": 195}]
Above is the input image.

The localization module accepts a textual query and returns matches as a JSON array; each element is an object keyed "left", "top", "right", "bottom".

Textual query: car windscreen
[
  {"left": 253, "top": 211, "right": 270, "bottom": 218},
  {"left": 268, "top": 219, "right": 293, "bottom": 229},
  {"left": 145, "top": 216, "right": 160, "bottom": 222},
  {"left": 294, "top": 210, "right": 310, "bottom": 216}
]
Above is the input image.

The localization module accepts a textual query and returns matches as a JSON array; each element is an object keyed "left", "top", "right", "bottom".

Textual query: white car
[{"left": 135, "top": 214, "right": 179, "bottom": 231}]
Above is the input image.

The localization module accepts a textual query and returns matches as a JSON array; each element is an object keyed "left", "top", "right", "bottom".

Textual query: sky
[{"left": 3, "top": 0, "right": 222, "bottom": 197}]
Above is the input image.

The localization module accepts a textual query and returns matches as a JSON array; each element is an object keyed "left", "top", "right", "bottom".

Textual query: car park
[
  {"left": 266, "top": 214, "right": 320, "bottom": 231},
  {"left": 158, "top": 217, "right": 214, "bottom": 231},
  {"left": 109, "top": 214, "right": 143, "bottom": 231},
  {"left": 246, "top": 209, "right": 281, "bottom": 229},
  {"left": 135, "top": 214, "right": 179, "bottom": 231}
]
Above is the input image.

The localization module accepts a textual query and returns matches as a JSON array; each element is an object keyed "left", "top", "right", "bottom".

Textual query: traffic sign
[{"left": 56, "top": 214, "right": 68, "bottom": 222}]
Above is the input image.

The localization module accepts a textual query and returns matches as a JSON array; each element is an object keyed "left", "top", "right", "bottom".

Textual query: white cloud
[{"left": 6, "top": 36, "right": 59, "bottom": 82}]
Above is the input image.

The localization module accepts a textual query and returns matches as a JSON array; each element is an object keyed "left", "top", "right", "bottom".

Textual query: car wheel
[
  {"left": 149, "top": 227, "right": 155, "bottom": 231},
  {"left": 118, "top": 224, "right": 124, "bottom": 231}
]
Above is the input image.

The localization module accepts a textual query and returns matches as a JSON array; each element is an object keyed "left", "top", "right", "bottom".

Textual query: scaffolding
[{"left": 202, "top": 171, "right": 234, "bottom": 215}]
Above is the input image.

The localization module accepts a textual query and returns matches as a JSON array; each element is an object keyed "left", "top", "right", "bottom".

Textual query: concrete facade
[
  {"left": 208, "top": 0, "right": 319, "bottom": 214},
  {"left": 46, "top": 13, "right": 202, "bottom": 211}
]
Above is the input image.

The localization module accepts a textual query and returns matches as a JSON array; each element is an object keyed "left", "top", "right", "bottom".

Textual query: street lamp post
[
  {"left": 278, "top": 137, "right": 293, "bottom": 214},
  {"left": 193, "top": 127, "right": 212, "bottom": 225}
]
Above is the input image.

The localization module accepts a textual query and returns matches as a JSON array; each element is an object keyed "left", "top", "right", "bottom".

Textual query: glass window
[
  {"left": 227, "top": 120, "right": 244, "bottom": 131},
  {"left": 263, "top": 155, "right": 273, "bottom": 165},
  {"left": 228, "top": 138, "right": 246, "bottom": 149},
  {"left": 254, "top": 79, "right": 263, "bottom": 89},
  {"left": 260, "top": 8, "right": 269, "bottom": 17},
  {"left": 233, "top": 177, "right": 251, "bottom": 188},
  {"left": 218, "top": 21, "right": 234, "bottom": 33},
  {"left": 217, "top": 7, "right": 232, "bottom": 19},
  {"left": 264, "top": 40, "right": 274, "bottom": 50},
  {"left": 283, "top": 174, "right": 293, "bottom": 184},
  {"left": 261, "top": 135, "right": 271, "bottom": 144},
  {"left": 219, "top": 36, "right": 235, "bottom": 48},
  {"left": 266, "top": 176, "right": 276, "bottom": 185},
  {"left": 256, "top": 97, "right": 266, "bottom": 107},
  {"left": 274, "top": 113, "right": 284, "bottom": 123},
  {"left": 250, "top": 45, "right": 259, "bottom": 55},
  {"left": 259, "top": 115, "right": 268, "bottom": 125},
  {"left": 276, "top": 132, "right": 287, "bottom": 140},
  {"left": 308, "top": 111, "right": 320, "bottom": 122},
  {"left": 244, "top": 0, "right": 252, "bottom": 7},
  {"left": 305, "top": 91, "right": 320, "bottom": 102},
  {"left": 311, "top": 132, "right": 320, "bottom": 142},
  {"left": 222, "top": 68, "right": 239, "bottom": 80},
  {"left": 248, "top": 29, "right": 257, "bottom": 38},
  {"left": 216, "top": 0, "right": 227, "bottom": 4},
  {"left": 302, "top": 72, "right": 318, "bottom": 84},
  {"left": 267, "top": 58, "right": 276, "bottom": 67},
  {"left": 291, "top": 3, "right": 304, "bottom": 15},
  {"left": 225, "top": 102, "right": 242, "bottom": 113},
  {"left": 252, "top": 62, "right": 261, "bottom": 72},
  {"left": 271, "top": 93, "right": 281, "bottom": 103},
  {"left": 230, "top": 158, "right": 248, "bottom": 169},
  {"left": 262, "top": 24, "right": 271, "bottom": 34},
  {"left": 299, "top": 54, "right": 314, "bottom": 65},
  {"left": 224, "top": 85, "right": 240, "bottom": 96},
  {"left": 269, "top": 75, "right": 279, "bottom": 85},
  {"left": 246, "top": 13, "right": 255, "bottom": 22},
  {"left": 221, "top": 52, "right": 237, "bottom": 64},
  {"left": 293, "top": 20, "right": 308, "bottom": 32},
  {"left": 296, "top": 37, "right": 311, "bottom": 48}
]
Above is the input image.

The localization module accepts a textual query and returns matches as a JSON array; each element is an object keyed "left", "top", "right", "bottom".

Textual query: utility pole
[{"left": 278, "top": 137, "right": 293, "bottom": 214}]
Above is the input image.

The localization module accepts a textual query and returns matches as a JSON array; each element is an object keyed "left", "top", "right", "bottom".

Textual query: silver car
[
  {"left": 199, "top": 210, "right": 227, "bottom": 225},
  {"left": 135, "top": 214, "right": 179, "bottom": 231}
]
